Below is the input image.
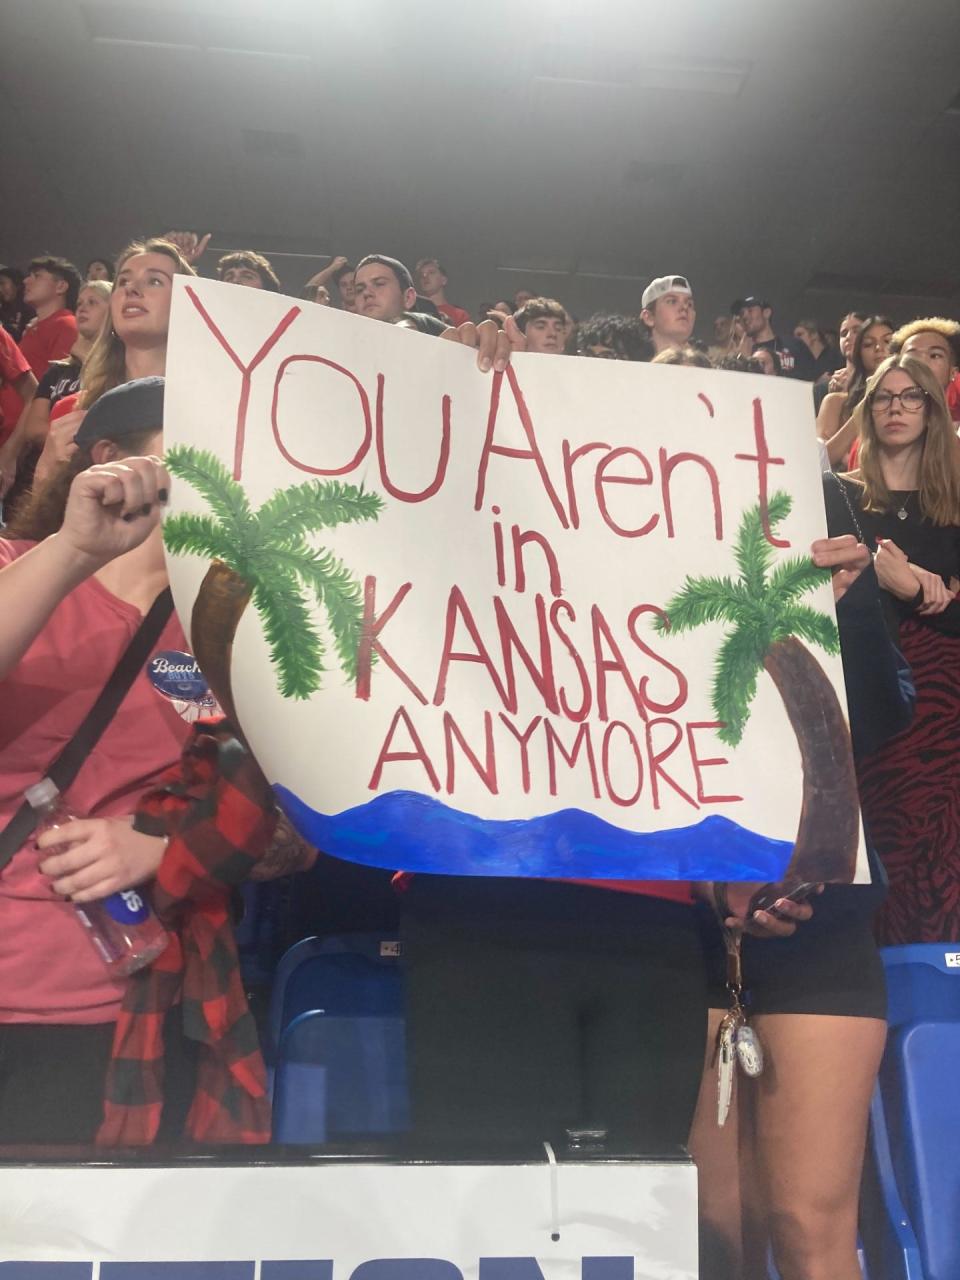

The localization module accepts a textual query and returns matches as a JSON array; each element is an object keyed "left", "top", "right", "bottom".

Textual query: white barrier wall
[{"left": 0, "top": 1158, "right": 698, "bottom": 1279}]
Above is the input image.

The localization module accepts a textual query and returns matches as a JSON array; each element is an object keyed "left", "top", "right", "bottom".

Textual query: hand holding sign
[{"left": 440, "top": 315, "right": 525, "bottom": 371}]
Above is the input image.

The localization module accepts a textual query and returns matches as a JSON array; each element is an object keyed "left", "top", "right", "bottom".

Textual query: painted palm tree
[
  {"left": 163, "top": 444, "right": 383, "bottom": 724},
  {"left": 654, "top": 490, "right": 860, "bottom": 887}
]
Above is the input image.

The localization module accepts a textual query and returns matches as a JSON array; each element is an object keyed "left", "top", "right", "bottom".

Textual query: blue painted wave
[{"left": 274, "top": 786, "right": 794, "bottom": 881}]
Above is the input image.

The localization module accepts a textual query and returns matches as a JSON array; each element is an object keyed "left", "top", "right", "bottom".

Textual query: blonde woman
[{"left": 33, "top": 239, "right": 194, "bottom": 487}]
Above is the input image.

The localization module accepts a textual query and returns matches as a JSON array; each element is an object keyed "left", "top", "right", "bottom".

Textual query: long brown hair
[
  {"left": 79, "top": 238, "right": 195, "bottom": 409},
  {"left": 850, "top": 354, "right": 960, "bottom": 526},
  {"left": 5, "top": 430, "right": 160, "bottom": 542}
]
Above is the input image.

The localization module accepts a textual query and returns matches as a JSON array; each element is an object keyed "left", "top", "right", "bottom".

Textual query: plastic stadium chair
[
  {"left": 268, "top": 933, "right": 409, "bottom": 1142},
  {"left": 863, "top": 944, "right": 960, "bottom": 1280},
  {"left": 268, "top": 933, "right": 404, "bottom": 1058},
  {"left": 272, "top": 1010, "right": 409, "bottom": 1143}
]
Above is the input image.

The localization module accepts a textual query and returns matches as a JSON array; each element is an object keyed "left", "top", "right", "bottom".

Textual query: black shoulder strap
[{"left": 0, "top": 587, "right": 174, "bottom": 873}]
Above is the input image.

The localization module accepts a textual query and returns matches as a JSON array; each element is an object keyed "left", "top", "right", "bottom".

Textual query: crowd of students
[{"left": 1, "top": 234, "right": 959, "bottom": 1280}]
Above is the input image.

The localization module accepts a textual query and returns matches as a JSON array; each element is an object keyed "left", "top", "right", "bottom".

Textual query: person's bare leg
[
  {"left": 688, "top": 1007, "right": 743, "bottom": 1280},
  {"left": 749, "top": 1013, "right": 886, "bottom": 1280}
]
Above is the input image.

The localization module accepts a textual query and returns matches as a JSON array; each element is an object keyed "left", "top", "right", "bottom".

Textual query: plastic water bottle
[{"left": 25, "top": 778, "right": 170, "bottom": 976}]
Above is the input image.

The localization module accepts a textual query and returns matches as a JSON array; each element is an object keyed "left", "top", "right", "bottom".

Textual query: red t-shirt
[
  {"left": 0, "top": 329, "right": 32, "bottom": 439},
  {"left": 571, "top": 877, "right": 693, "bottom": 903},
  {"left": 0, "top": 541, "right": 193, "bottom": 1024},
  {"left": 49, "top": 390, "right": 80, "bottom": 423},
  {"left": 19, "top": 309, "right": 77, "bottom": 379},
  {"left": 437, "top": 302, "right": 471, "bottom": 328}
]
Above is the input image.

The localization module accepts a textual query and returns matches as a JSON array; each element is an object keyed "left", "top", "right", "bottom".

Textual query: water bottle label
[{"left": 104, "top": 889, "right": 150, "bottom": 925}]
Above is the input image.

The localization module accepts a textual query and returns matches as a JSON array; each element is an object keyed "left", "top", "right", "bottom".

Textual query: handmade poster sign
[{"left": 162, "top": 277, "right": 867, "bottom": 884}]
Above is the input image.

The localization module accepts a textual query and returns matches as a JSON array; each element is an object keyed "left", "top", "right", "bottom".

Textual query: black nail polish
[{"left": 158, "top": 488, "right": 168, "bottom": 503}]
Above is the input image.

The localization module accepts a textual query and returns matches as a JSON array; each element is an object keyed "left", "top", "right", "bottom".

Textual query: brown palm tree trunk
[
  {"left": 763, "top": 636, "right": 860, "bottom": 886},
  {"left": 190, "top": 560, "right": 252, "bottom": 728}
]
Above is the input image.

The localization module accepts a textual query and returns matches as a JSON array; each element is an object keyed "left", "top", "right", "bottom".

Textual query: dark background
[{"left": 3, "top": 0, "right": 959, "bottom": 330}]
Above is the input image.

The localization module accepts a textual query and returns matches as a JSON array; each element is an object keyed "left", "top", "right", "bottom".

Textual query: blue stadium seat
[
  {"left": 268, "top": 933, "right": 409, "bottom": 1142},
  {"left": 862, "top": 944, "right": 960, "bottom": 1280},
  {"left": 268, "top": 933, "right": 404, "bottom": 1055},
  {"left": 273, "top": 1011, "right": 410, "bottom": 1142}
]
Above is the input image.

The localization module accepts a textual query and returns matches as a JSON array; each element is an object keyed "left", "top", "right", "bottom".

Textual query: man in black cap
[{"left": 732, "top": 296, "right": 815, "bottom": 380}]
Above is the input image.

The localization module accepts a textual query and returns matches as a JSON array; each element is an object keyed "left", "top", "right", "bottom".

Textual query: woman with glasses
[
  {"left": 816, "top": 315, "right": 894, "bottom": 467},
  {"left": 825, "top": 352, "right": 960, "bottom": 943}
]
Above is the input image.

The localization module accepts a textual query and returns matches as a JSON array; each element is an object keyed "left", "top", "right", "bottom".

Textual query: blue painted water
[{"left": 274, "top": 786, "right": 793, "bottom": 881}]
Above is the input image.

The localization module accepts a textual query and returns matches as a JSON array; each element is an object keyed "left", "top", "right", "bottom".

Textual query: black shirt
[
  {"left": 824, "top": 473, "right": 960, "bottom": 636},
  {"left": 36, "top": 356, "right": 81, "bottom": 407},
  {"left": 754, "top": 334, "right": 817, "bottom": 380},
  {"left": 810, "top": 344, "right": 842, "bottom": 383}
]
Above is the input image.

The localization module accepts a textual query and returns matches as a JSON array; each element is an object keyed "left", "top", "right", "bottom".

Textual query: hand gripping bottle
[{"left": 25, "top": 778, "right": 169, "bottom": 976}]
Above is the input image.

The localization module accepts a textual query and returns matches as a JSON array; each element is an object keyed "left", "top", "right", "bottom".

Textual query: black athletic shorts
[
  {"left": 401, "top": 876, "right": 707, "bottom": 1149},
  {"left": 701, "top": 885, "right": 887, "bottom": 1020}
]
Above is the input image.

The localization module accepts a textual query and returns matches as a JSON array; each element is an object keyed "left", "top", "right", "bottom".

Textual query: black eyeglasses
[{"left": 872, "top": 387, "right": 927, "bottom": 413}]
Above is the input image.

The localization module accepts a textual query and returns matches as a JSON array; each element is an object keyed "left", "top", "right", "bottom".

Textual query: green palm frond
[
  {"left": 257, "top": 480, "right": 384, "bottom": 546},
  {"left": 765, "top": 556, "right": 832, "bottom": 608},
  {"left": 162, "top": 513, "right": 244, "bottom": 572},
  {"left": 312, "top": 556, "right": 366, "bottom": 681},
  {"left": 654, "top": 575, "right": 745, "bottom": 634},
  {"left": 251, "top": 571, "right": 325, "bottom": 699},
  {"left": 256, "top": 541, "right": 365, "bottom": 680},
  {"left": 773, "top": 604, "right": 840, "bottom": 655},
  {"left": 166, "top": 445, "right": 256, "bottom": 535},
  {"left": 733, "top": 490, "right": 793, "bottom": 598},
  {"left": 712, "top": 623, "right": 767, "bottom": 746}
]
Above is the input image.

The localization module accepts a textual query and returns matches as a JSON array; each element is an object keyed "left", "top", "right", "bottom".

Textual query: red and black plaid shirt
[{"left": 96, "top": 720, "right": 277, "bottom": 1146}]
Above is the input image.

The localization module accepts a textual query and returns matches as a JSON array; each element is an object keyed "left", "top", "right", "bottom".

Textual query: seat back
[
  {"left": 273, "top": 1011, "right": 410, "bottom": 1143},
  {"left": 268, "top": 933, "right": 404, "bottom": 1059},
  {"left": 889, "top": 1022, "right": 960, "bottom": 1280},
  {"left": 884, "top": 943, "right": 960, "bottom": 1031},
  {"left": 873, "top": 944, "right": 960, "bottom": 1280}
]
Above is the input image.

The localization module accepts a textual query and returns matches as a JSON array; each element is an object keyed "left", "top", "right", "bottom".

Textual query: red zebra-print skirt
[{"left": 857, "top": 619, "right": 960, "bottom": 945}]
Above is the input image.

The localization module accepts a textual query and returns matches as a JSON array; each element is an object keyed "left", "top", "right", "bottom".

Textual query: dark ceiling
[{"left": 2, "top": 0, "right": 960, "bottom": 331}]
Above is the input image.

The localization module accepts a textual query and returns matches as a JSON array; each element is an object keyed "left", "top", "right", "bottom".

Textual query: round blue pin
[{"left": 148, "top": 650, "right": 210, "bottom": 702}]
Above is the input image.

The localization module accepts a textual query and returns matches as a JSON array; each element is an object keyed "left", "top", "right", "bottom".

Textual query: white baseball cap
[{"left": 642, "top": 275, "right": 693, "bottom": 309}]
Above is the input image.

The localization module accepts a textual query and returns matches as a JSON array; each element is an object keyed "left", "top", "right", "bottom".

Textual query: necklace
[{"left": 893, "top": 491, "right": 912, "bottom": 521}]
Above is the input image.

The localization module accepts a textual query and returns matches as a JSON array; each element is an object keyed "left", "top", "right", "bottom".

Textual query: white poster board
[{"left": 163, "top": 278, "right": 866, "bottom": 884}]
